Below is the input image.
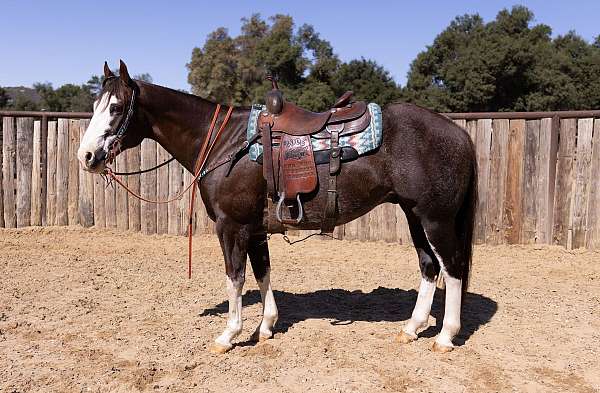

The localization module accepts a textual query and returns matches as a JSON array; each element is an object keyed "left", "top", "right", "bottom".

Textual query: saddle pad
[
  {"left": 246, "top": 102, "right": 383, "bottom": 161},
  {"left": 279, "top": 134, "right": 318, "bottom": 199}
]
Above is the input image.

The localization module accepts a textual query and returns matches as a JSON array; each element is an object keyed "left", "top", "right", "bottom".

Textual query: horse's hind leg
[
  {"left": 421, "top": 218, "right": 463, "bottom": 352},
  {"left": 397, "top": 211, "right": 440, "bottom": 344},
  {"left": 248, "top": 232, "right": 278, "bottom": 342}
]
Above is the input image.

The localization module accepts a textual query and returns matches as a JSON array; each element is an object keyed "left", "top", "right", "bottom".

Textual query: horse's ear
[
  {"left": 119, "top": 59, "right": 131, "bottom": 85},
  {"left": 104, "top": 61, "right": 115, "bottom": 78}
]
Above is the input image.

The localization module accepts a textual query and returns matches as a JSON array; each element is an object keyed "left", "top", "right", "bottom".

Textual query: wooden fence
[{"left": 0, "top": 110, "right": 599, "bottom": 249}]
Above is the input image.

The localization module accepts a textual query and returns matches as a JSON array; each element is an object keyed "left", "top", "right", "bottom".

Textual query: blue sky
[{"left": 1, "top": 1, "right": 598, "bottom": 91}]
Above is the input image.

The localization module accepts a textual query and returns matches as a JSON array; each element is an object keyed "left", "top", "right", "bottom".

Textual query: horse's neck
[{"left": 139, "top": 83, "right": 218, "bottom": 172}]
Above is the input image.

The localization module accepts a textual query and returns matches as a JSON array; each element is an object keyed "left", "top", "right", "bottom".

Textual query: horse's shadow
[{"left": 199, "top": 286, "right": 497, "bottom": 346}]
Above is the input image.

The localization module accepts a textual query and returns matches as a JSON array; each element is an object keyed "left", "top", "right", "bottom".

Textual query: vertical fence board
[
  {"left": 93, "top": 174, "right": 106, "bottom": 228},
  {"left": 140, "top": 139, "right": 157, "bottom": 234},
  {"left": 127, "top": 146, "right": 141, "bottom": 231},
  {"left": 168, "top": 160, "right": 183, "bottom": 234},
  {"left": 115, "top": 152, "right": 129, "bottom": 230},
  {"left": 343, "top": 218, "right": 359, "bottom": 241},
  {"left": 453, "top": 119, "right": 466, "bottom": 130},
  {"left": 55, "top": 119, "right": 69, "bottom": 226},
  {"left": 46, "top": 121, "right": 57, "bottom": 225},
  {"left": 180, "top": 169, "right": 193, "bottom": 235},
  {"left": 521, "top": 120, "right": 540, "bottom": 243},
  {"left": 466, "top": 120, "right": 477, "bottom": 142},
  {"left": 368, "top": 205, "right": 385, "bottom": 241},
  {"left": 536, "top": 118, "right": 558, "bottom": 244},
  {"left": 552, "top": 119, "right": 577, "bottom": 247},
  {"left": 104, "top": 177, "right": 117, "bottom": 229},
  {"left": 156, "top": 146, "right": 169, "bottom": 234},
  {"left": 486, "top": 119, "right": 509, "bottom": 245},
  {"left": 67, "top": 120, "right": 80, "bottom": 225},
  {"left": 0, "top": 118, "right": 4, "bottom": 228},
  {"left": 31, "top": 120, "right": 42, "bottom": 226},
  {"left": 585, "top": 119, "right": 600, "bottom": 249},
  {"left": 78, "top": 120, "right": 94, "bottom": 227},
  {"left": 395, "top": 205, "right": 412, "bottom": 245},
  {"left": 357, "top": 209, "right": 370, "bottom": 242},
  {"left": 571, "top": 118, "right": 594, "bottom": 248},
  {"left": 16, "top": 117, "right": 34, "bottom": 227},
  {"left": 2, "top": 117, "right": 16, "bottom": 227},
  {"left": 381, "top": 203, "right": 398, "bottom": 243},
  {"left": 474, "top": 119, "right": 492, "bottom": 243},
  {"left": 504, "top": 119, "right": 525, "bottom": 244},
  {"left": 40, "top": 117, "right": 48, "bottom": 226}
]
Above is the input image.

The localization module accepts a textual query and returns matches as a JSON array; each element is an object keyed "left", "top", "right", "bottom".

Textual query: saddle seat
[{"left": 267, "top": 92, "right": 367, "bottom": 136}]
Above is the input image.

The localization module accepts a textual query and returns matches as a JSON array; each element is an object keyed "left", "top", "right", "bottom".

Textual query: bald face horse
[{"left": 78, "top": 61, "right": 477, "bottom": 354}]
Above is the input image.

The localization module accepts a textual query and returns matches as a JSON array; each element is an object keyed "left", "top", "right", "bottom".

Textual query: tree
[
  {"left": 187, "top": 14, "right": 401, "bottom": 111},
  {"left": 404, "top": 6, "right": 600, "bottom": 112},
  {"left": 0, "top": 87, "right": 9, "bottom": 108},
  {"left": 332, "top": 59, "right": 403, "bottom": 105}
]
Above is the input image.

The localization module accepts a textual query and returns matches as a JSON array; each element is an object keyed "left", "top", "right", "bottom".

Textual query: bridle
[{"left": 102, "top": 76, "right": 139, "bottom": 165}]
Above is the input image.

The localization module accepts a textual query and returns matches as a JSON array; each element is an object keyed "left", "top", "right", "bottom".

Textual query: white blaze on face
[{"left": 77, "top": 92, "right": 119, "bottom": 169}]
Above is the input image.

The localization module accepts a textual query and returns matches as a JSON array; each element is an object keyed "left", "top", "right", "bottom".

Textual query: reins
[{"left": 104, "top": 103, "right": 234, "bottom": 279}]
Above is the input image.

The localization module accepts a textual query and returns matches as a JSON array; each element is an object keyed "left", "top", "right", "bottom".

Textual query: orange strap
[
  {"left": 188, "top": 106, "right": 233, "bottom": 279},
  {"left": 106, "top": 104, "right": 234, "bottom": 279}
]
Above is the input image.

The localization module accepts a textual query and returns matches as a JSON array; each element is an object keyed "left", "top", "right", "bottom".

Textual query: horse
[{"left": 78, "top": 60, "right": 477, "bottom": 354}]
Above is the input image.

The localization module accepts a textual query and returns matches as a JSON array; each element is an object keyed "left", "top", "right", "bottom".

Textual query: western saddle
[{"left": 257, "top": 77, "right": 371, "bottom": 234}]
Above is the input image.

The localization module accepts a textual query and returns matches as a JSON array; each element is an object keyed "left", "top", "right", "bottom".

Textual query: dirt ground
[{"left": 0, "top": 227, "right": 599, "bottom": 393}]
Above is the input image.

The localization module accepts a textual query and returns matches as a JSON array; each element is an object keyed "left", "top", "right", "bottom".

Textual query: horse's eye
[{"left": 109, "top": 104, "right": 122, "bottom": 115}]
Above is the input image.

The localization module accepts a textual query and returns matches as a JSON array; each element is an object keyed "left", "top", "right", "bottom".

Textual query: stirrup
[{"left": 275, "top": 192, "right": 303, "bottom": 225}]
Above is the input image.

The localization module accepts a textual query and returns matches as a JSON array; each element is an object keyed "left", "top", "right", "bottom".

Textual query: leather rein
[{"left": 100, "top": 79, "right": 234, "bottom": 279}]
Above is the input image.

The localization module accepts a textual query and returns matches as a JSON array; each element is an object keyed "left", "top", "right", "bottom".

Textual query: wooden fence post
[
  {"left": 486, "top": 119, "right": 509, "bottom": 245},
  {"left": 535, "top": 118, "right": 558, "bottom": 244},
  {"left": 2, "top": 117, "right": 16, "bottom": 227},
  {"left": 585, "top": 119, "right": 600, "bottom": 249},
  {"left": 0, "top": 117, "right": 4, "bottom": 228},
  {"left": 56, "top": 119, "right": 69, "bottom": 226},
  {"left": 46, "top": 121, "right": 57, "bottom": 225},
  {"left": 115, "top": 152, "right": 129, "bottom": 230},
  {"left": 127, "top": 146, "right": 141, "bottom": 231},
  {"left": 571, "top": 118, "right": 594, "bottom": 248},
  {"left": 16, "top": 117, "right": 34, "bottom": 227},
  {"left": 31, "top": 120, "right": 42, "bottom": 226},
  {"left": 474, "top": 118, "right": 492, "bottom": 244},
  {"left": 521, "top": 119, "right": 541, "bottom": 243},
  {"left": 40, "top": 116, "right": 48, "bottom": 226},
  {"left": 78, "top": 119, "right": 94, "bottom": 227},
  {"left": 552, "top": 119, "right": 577, "bottom": 247},
  {"left": 156, "top": 145, "right": 169, "bottom": 234},
  {"left": 68, "top": 119, "right": 80, "bottom": 225},
  {"left": 504, "top": 119, "right": 526, "bottom": 244},
  {"left": 168, "top": 160, "right": 182, "bottom": 235},
  {"left": 140, "top": 139, "right": 157, "bottom": 234}
]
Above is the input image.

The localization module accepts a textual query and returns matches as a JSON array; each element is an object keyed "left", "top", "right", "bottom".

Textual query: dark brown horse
[{"left": 78, "top": 61, "right": 477, "bottom": 354}]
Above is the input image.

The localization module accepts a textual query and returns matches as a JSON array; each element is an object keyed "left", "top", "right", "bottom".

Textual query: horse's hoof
[
  {"left": 209, "top": 343, "right": 231, "bottom": 354},
  {"left": 431, "top": 342, "right": 454, "bottom": 353},
  {"left": 250, "top": 330, "right": 272, "bottom": 343},
  {"left": 395, "top": 330, "right": 417, "bottom": 344}
]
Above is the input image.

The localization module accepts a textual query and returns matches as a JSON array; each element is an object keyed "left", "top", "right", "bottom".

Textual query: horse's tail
[{"left": 456, "top": 155, "right": 478, "bottom": 294}]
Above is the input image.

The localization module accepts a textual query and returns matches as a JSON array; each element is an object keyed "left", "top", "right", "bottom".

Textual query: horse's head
[{"left": 78, "top": 60, "right": 145, "bottom": 172}]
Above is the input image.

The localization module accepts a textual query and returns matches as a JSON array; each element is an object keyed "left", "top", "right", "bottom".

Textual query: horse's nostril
[{"left": 85, "top": 152, "right": 93, "bottom": 163}]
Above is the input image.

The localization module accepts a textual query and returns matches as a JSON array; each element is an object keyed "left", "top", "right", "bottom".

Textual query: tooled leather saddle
[{"left": 257, "top": 77, "right": 371, "bottom": 234}]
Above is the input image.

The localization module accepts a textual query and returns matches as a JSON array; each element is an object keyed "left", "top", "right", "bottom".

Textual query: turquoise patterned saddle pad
[{"left": 246, "top": 103, "right": 383, "bottom": 161}]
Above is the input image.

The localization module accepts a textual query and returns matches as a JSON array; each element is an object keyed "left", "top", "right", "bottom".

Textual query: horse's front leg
[
  {"left": 248, "top": 233, "right": 278, "bottom": 342},
  {"left": 210, "top": 220, "right": 250, "bottom": 354}
]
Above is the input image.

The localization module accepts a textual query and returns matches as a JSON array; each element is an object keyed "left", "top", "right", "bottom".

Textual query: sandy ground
[{"left": 0, "top": 227, "right": 599, "bottom": 393}]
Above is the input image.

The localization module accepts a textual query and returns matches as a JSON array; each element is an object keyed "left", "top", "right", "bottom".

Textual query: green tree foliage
[
  {"left": 34, "top": 82, "right": 95, "bottom": 112},
  {"left": 187, "top": 14, "right": 402, "bottom": 111},
  {"left": 0, "top": 87, "right": 9, "bottom": 108},
  {"left": 404, "top": 6, "right": 600, "bottom": 112}
]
